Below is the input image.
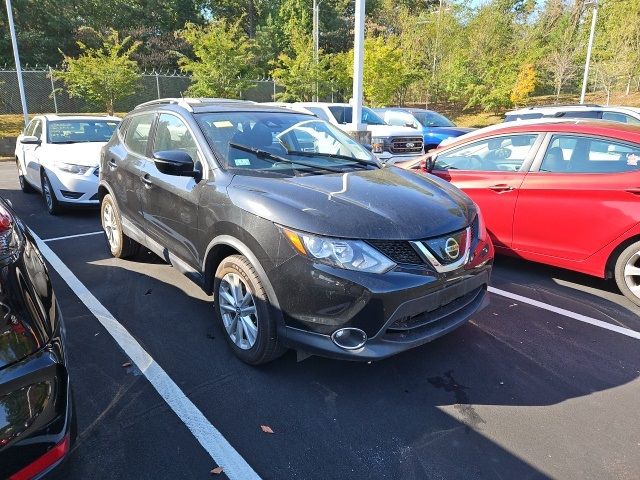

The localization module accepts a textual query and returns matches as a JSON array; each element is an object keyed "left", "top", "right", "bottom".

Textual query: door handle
[
  {"left": 141, "top": 174, "right": 153, "bottom": 187},
  {"left": 488, "top": 184, "right": 515, "bottom": 193},
  {"left": 625, "top": 187, "right": 640, "bottom": 195},
  {"left": 108, "top": 158, "right": 118, "bottom": 169}
]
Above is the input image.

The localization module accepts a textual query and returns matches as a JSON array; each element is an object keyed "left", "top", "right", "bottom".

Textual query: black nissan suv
[{"left": 99, "top": 98, "right": 494, "bottom": 364}]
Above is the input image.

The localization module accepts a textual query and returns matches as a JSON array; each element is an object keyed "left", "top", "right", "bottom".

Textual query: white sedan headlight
[
  {"left": 283, "top": 229, "right": 396, "bottom": 274},
  {"left": 54, "top": 161, "right": 92, "bottom": 175}
]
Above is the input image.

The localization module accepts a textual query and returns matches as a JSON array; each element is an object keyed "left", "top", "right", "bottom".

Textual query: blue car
[{"left": 374, "top": 108, "right": 473, "bottom": 151}]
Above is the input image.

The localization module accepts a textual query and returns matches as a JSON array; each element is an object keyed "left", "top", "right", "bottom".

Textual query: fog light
[{"left": 331, "top": 328, "right": 367, "bottom": 350}]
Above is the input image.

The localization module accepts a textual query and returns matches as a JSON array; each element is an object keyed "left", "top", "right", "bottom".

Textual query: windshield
[
  {"left": 47, "top": 120, "right": 119, "bottom": 144},
  {"left": 327, "top": 106, "right": 386, "bottom": 125},
  {"left": 195, "top": 112, "right": 377, "bottom": 176},
  {"left": 412, "top": 111, "right": 454, "bottom": 128}
]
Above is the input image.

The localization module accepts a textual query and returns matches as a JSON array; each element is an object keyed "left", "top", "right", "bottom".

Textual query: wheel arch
[
  {"left": 202, "top": 235, "right": 282, "bottom": 313},
  {"left": 605, "top": 234, "right": 640, "bottom": 279}
]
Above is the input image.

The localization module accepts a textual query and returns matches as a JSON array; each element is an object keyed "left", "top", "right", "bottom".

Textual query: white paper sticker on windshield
[
  {"left": 234, "top": 158, "right": 251, "bottom": 166},
  {"left": 213, "top": 121, "right": 234, "bottom": 128}
]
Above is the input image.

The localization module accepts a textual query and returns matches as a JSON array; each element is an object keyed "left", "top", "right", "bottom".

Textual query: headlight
[
  {"left": 283, "top": 229, "right": 396, "bottom": 274},
  {"left": 371, "top": 137, "right": 385, "bottom": 154},
  {"left": 54, "top": 161, "right": 91, "bottom": 175}
]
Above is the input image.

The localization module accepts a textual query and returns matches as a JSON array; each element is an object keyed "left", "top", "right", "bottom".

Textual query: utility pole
[
  {"left": 5, "top": 0, "right": 29, "bottom": 126},
  {"left": 312, "top": 0, "right": 321, "bottom": 102},
  {"left": 580, "top": 0, "right": 598, "bottom": 104}
]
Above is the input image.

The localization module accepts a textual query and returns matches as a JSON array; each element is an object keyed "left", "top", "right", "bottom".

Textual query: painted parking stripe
[
  {"left": 31, "top": 231, "right": 262, "bottom": 480},
  {"left": 44, "top": 231, "right": 104, "bottom": 242},
  {"left": 489, "top": 286, "right": 640, "bottom": 341}
]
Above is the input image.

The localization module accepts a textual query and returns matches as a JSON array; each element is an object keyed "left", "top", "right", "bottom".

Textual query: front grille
[
  {"left": 383, "top": 286, "right": 485, "bottom": 340},
  {"left": 389, "top": 136, "right": 423, "bottom": 154},
  {"left": 367, "top": 240, "right": 423, "bottom": 265}
]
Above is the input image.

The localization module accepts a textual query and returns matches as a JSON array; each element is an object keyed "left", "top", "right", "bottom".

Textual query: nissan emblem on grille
[{"left": 444, "top": 238, "right": 460, "bottom": 259}]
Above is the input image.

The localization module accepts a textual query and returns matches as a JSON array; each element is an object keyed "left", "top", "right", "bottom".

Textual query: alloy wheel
[
  {"left": 102, "top": 202, "right": 120, "bottom": 251},
  {"left": 218, "top": 273, "right": 258, "bottom": 350},
  {"left": 623, "top": 250, "right": 640, "bottom": 301},
  {"left": 43, "top": 177, "right": 53, "bottom": 210}
]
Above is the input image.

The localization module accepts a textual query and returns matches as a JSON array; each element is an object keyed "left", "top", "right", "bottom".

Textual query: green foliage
[
  {"left": 362, "top": 35, "right": 417, "bottom": 106},
  {"left": 178, "top": 20, "right": 258, "bottom": 99},
  {"left": 271, "top": 29, "right": 330, "bottom": 102},
  {"left": 55, "top": 30, "right": 141, "bottom": 115}
]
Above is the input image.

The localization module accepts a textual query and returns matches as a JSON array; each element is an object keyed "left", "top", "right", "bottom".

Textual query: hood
[
  {"left": 424, "top": 126, "right": 475, "bottom": 137},
  {"left": 366, "top": 124, "right": 422, "bottom": 138},
  {"left": 227, "top": 167, "right": 475, "bottom": 240},
  {"left": 42, "top": 141, "right": 106, "bottom": 167}
]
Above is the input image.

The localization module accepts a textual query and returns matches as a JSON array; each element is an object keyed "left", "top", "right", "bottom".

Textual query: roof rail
[
  {"left": 134, "top": 97, "right": 255, "bottom": 112},
  {"left": 527, "top": 103, "right": 602, "bottom": 109},
  {"left": 134, "top": 98, "right": 195, "bottom": 111}
]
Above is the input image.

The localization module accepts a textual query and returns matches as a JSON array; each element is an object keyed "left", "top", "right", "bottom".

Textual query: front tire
[
  {"left": 41, "top": 172, "right": 63, "bottom": 215},
  {"left": 614, "top": 241, "right": 640, "bottom": 307},
  {"left": 214, "top": 255, "right": 284, "bottom": 365},
  {"left": 17, "top": 158, "right": 35, "bottom": 193},
  {"left": 101, "top": 194, "right": 140, "bottom": 259}
]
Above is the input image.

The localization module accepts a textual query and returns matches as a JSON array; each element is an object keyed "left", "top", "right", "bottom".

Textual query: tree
[
  {"left": 55, "top": 29, "right": 141, "bottom": 115},
  {"left": 271, "top": 30, "right": 330, "bottom": 101},
  {"left": 543, "top": 47, "right": 579, "bottom": 100},
  {"left": 178, "top": 20, "right": 258, "bottom": 98},
  {"left": 511, "top": 63, "right": 536, "bottom": 105},
  {"left": 361, "top": 35, "right": 417, "bottom": 106}
]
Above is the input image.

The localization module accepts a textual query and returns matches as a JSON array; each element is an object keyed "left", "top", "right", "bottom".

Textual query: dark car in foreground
[
  {"left": 374, "top": 108, "right": 474, "bottom": 151},
  {"left": 0, "top": 197, "right": 74, "bottom": 479},
  {"left": 399, "top": 119, "right": 640, "bottom": 306},
  {"left": 99, "top": 98, "right": 494, "bottom": 364}
]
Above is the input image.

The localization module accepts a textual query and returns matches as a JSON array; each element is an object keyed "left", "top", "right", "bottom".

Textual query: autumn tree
[{"left": 55, "top": 29, "right": 141, "bottom": 115}]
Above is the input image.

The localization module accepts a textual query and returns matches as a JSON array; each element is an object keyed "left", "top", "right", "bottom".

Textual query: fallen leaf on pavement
[
  {"left": 260, "top": 425, "right": 274, "bottom": 434},
  {"left": 121, "top": 362, "right": 132, "bottom": 368},
  {"left": 211, "top": 467, "right": 224, "bottom": 475}
]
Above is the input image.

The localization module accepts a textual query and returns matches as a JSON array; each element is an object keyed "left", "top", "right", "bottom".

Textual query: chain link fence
[{"left": 0, "top": 67, "right": 288, "bottom": 114}]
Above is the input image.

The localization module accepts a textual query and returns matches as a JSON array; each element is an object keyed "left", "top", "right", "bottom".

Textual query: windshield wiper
[
  {"left": 284, "top": 149, "right": 378, "bottom": 168},
  {"left": 228, "top": 143, "right": 344, "bottom": 174}
]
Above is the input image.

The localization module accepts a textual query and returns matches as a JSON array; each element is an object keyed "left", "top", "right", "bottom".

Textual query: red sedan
[{"left": 399, "top": 119, "right": 640, "bottom": 306}]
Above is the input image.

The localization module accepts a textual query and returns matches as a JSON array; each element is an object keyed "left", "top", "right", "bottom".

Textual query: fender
[{"left": 203, "top": 234, "right": 282, "bottom": 313}]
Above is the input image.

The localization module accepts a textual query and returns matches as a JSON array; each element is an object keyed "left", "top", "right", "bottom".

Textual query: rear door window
[
  {"left": 125, "top": 114, "right": 155, "bottom": 156},
  {"left": 540, "top": 135, "right": 640, "bottom": 173}
]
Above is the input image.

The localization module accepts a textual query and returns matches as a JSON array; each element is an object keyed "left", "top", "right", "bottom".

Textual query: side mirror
[
  {"left": 405, "top": 122, "right": 417, "bottom": 129},
  {"left": 153, "top": 150, "right": 199, "bottom": 179},
  {"left": 416, "top": 155, "right": 436, "bottom": 172},
  {"left": 21, "top": 136, "right": 41, "bottom": 145}
]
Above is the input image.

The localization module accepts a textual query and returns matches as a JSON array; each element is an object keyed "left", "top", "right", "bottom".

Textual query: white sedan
[{"left": 14, "top": 115, "right": 120, "bottom": 214}]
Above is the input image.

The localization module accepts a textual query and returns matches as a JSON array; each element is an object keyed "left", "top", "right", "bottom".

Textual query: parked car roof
[{"left": 437, "top": 119, "right": 640, "bottom": 151}]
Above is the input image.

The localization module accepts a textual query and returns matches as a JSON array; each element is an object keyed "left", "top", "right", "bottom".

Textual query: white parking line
[
  {"left": 31, "top": 231, "right": 262, "bottom": 480},
  {"left": 489, "top": 286, "right": 640, "bottom": 340},
  {"left": 44, "top": 231, "right": 104, "bottom": 242}
]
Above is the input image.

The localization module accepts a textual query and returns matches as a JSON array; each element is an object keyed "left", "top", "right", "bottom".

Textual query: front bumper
[
  {"left": 46, "top": 166, "right": 99, "bottom": 205},
  {"left": 271, "top": 241, "right": 492, "bottom": 360}
]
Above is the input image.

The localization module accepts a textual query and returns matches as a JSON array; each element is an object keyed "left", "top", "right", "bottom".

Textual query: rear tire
[
  {"left": 213, "top": 254, "right": 285, "bottom": 365},
  {"left": 16, "top": 158, "right": 35, "bottom": 193},
  {"left": 101, "top": 194, "right": 140, "bottom": 259},
  {"left": 41, "top": 172, "right": 63, "bottom": 215},
  {"left": 614, "top": 240, "right": 640, "bottom": 307}
]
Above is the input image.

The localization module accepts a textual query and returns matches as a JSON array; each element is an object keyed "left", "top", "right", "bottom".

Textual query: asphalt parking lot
[{"left": 1, "top": 161, "right": 639, "bottom": 480}]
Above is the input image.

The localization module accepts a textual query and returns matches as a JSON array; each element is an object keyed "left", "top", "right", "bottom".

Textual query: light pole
[
  {"left": 351, "top": 0, "right": 366, "bottom": 137},
  {"left": 312, "top": 0, "right": 323, "bottom": 102},
  {"left": 580, "top": 0, "right": 598, "bottom": 104},
  {"left": 5, "top": 0, "right": 29, "bottom": 126}
]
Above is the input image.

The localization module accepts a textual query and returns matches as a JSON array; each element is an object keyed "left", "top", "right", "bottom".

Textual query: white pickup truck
[{"left": 293, "top": 102, "right": 424, "bottom": 164}]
